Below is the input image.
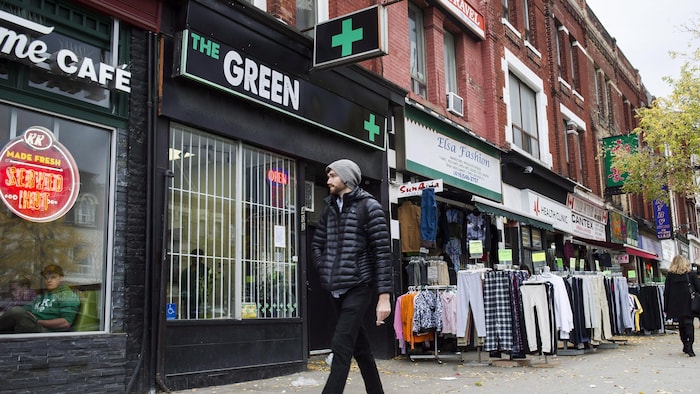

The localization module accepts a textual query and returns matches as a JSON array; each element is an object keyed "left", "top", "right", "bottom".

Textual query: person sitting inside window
[
  {"left": 0, "top": 276, "right": 36, "bottom": 312},
  {"left": 0, "top": 264, "right": 80, "bottom": 333}
]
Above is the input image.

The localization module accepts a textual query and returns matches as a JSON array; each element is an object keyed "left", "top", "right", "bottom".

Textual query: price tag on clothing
[
  {"left": 469, "top": 240, "right": 483, "bottom": 258},
  {"left": 498, "top": 249, "right": 512, "bottom": 263},
  {"left": 532, "top": 251, "right": 546, "bottom": 263}
]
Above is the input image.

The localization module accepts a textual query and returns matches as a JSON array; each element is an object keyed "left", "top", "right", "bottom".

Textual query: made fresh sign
[{"left": 0, "top": 126, "right": 80, "bottom": 222}]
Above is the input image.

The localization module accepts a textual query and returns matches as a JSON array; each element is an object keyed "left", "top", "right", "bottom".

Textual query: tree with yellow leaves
[{"left": 612, "top": 23, "right": 700, "bottom": 204}]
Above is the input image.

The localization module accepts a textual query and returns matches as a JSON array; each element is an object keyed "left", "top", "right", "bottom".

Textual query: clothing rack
[{"left": 406, "top": 285, "right": 464, "bottom": 364}]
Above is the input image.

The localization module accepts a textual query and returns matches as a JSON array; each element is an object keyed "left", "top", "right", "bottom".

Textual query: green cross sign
[
  {"left": 332, "top": 19, "right": 364, "bottom": 57},
  {"left": 364, "top": 114, "right": 380, "bottom": 142},
  {"left": 313, "top": 5, "right": 387, "bottom": 69}
]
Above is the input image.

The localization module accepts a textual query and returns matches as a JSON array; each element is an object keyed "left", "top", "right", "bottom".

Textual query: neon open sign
[{"left": 266, "top": 168, "right": 289, "bottom": 185}]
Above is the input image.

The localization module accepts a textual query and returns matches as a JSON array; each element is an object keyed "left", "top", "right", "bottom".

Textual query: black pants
[
  {"left": 323, "top": 285, "right": 384, "bottom": 394},
  {"left": 0, "top": 307, "right": 46, "bottom": 333},
  {"left": 678, "top": 316, "right": 695, "bottom": 347}
]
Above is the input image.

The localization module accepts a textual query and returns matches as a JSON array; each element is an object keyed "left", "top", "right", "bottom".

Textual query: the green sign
[
  {"left": 174, "top": 28, "right": 386, "bottom": 150},
  {"left": 313, "top": 5, "right": 388, "bottom": 69}
]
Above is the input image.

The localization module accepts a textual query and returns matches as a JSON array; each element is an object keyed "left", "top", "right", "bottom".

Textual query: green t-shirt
[{"left": 24, "top": 284, "right": 80, "bottom": 330}]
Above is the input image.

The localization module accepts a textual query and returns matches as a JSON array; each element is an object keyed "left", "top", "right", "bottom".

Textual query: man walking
[{"left": 312, "top": 159, "right": 393, "bottom": 394}]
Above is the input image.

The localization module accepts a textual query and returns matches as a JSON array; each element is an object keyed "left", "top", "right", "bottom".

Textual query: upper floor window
[
  {"left": 594, "top": 68, "right": 603, "bottom": 114},
  {"left": 603, "top": 77, "right": 612, "bottom": 123},
  {"left": 444, "top": 31, "right": 458, "bottom": 95},
  {"left": 555, "top": 25, "right": 563, "bottom": 79},
  {"left": 502, "top": 0, "right": 511, "bottom": 23},
  {"left": 569, "top": 38, "right": 578, "bottom": 91},
  {"left": 509, "top": 73, "right": 539, "bottom": 158},
  {"left": 522, "top": 0, "right": 531, "bottom": 41},
  {"left": 297, "top": 0, "right": 316, "bottom": 34},
  {"left": 75, "top": 194, "right": 99, "bottom": 227},
  {"left": 409, "top": 3, "right": 427, "bottom": 98},
  {"left": 563, "top": 118, "right": 583, "bottom": 182}
]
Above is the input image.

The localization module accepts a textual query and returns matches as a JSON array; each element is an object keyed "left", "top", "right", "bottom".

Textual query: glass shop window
[
  {"left": 166, "top": 124, "right": 299, "bottom": 320},
  {"left": 0, "top": 103, "right": 113, "bottom": 334}
]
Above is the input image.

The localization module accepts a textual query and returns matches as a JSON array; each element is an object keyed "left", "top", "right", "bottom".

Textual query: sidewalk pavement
[{"left": 173, "top": 327, "right": 698, "bottom": 394}]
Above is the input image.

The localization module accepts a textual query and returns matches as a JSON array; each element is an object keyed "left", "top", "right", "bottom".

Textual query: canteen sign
[{"left": 0, "top": 127, "right": 80, "bottom": 222}]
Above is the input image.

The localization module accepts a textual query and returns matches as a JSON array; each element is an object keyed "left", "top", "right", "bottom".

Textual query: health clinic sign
[{"left": 0, "top": 127, "right": 80, "bottom": 222}]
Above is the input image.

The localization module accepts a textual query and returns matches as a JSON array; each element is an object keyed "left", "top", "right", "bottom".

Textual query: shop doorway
[
  {"left": 303, "top": 166, "right": 335, "bottom": 353},
  {"left": 305, "top": 222, "right": 336, "bottom": 352}
]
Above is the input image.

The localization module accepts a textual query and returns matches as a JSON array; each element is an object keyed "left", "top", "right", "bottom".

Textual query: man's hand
[{"left": 375, "top": 293, "right": 391, "bottom": 326}]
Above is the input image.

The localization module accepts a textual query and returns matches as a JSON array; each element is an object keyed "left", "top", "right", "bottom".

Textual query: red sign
[
  {"left": 436, "top": 0, "right": 485, "bottom": 40},
  {"left": 0, "top": 126, "right": 80, "bottom": 222},
  {"left": 266, "top": 168, "right": 289, "bottom": 185}
]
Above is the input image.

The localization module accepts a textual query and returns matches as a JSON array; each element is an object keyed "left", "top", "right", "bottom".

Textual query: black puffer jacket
[
  {"left": 311, "top": 187, "right": 393, "bottom": 295},
  {"left": 664, "top": 270, "right": 700, "bottom": 318}
]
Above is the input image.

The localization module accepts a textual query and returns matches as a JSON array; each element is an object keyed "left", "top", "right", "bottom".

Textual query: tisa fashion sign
[{"left": 0, "top": 126, "right": 80, "bottom": 223}]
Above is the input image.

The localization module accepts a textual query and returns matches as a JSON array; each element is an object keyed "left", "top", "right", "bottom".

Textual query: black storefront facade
[
  {"left": 155, "top": 1, "right": 405, "bottom": 390},
  {"left": 0, "top": 0, "right": 159, "bottom": 393}
]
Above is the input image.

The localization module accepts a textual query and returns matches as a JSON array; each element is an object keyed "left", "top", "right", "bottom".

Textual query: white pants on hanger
[
  {"left": 456, "top": 271, "right": 486, "bottom": 338},
  {"left": 520, "top": 284, "right": 554, "bottom": 353}
]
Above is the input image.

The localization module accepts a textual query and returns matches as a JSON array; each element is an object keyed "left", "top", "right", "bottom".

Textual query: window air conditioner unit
[{"left": 446, "top": 92, "right": 464, "bottom": 117}]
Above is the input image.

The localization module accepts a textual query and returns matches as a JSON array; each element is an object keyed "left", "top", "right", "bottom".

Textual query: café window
[
  {"left": 0, "top": 103, "right": 113, "bottom": 333},
  {"left": 167, "top": 124, "right": 299, "bottom": 320}
]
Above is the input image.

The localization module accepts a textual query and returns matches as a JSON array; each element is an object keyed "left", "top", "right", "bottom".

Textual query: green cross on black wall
[{"left": 364, "top": 114, "right": 380, "bottom": 142}]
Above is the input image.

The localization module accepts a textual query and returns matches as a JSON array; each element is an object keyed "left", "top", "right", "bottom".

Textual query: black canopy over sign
[{"left": 313, "top": 5, "right": 388, "bottom": 69}]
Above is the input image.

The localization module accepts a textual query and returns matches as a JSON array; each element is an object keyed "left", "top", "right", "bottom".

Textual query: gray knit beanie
[{"left": 326, "top": 159, "right": 362, "bottom": 189}]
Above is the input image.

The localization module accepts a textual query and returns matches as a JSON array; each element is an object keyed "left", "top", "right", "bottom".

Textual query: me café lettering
[{"left": 0, "top": 12, "right": 131, "bottom": 92}]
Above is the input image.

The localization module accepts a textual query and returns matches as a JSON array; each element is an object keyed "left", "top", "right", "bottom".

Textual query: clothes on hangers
[
  {"left": 520, "top": 282, "right": 556, "bottom": 354},
  {"left": 466, "top": 210, "right": 487, "bottom": 242},
  {"left": 398, "top": 200, "right": 422, "bottom": 253},
  {"left": 420, "top": 188, "right": 437, "bottom": 248},
  {"left": 456, "top": 270, "right": 487, "bottom": 339},
  {"left": 526, "top": 272, "right": 574, "bottom": 340}
]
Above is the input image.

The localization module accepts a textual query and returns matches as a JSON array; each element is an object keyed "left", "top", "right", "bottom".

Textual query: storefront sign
[
  {"left": 0, "top": 10, "right": 131, "bottom": 93},
  {"left": 313, "top": 5, "right": 388, "bottom": 69},
  {"left": 404, "top": 117, "right": 501, "bottom": 201},
  {"left": 653, "top": 199, "right": 672, "bottom": 239},
  {"left": 602, "top": 134, "right": 637, "bottom": 191},
  {"left": 175, "top": 28, "right": 386, "bottom": 150},
  {"left": 435, "top": 0, "right": 485, "bottom": 40},
  {"left": 0, "top": 126, "right": 80, "bottom": 222},
  {"left": 566, "top": 193, "right": 606, "bottom": 241},
  {"left": 523, "top": 190, "right": 572, "bottom": 233},
  {"left": 608, "top": 210, "right": 638, "bottom": 246},
  {"left": 567, "top": 193, "right": 607, "bottom": 224},
  {"left": 396, "top": 179, "right": 443, "bottom": 198},
  {"left": 571, "top": 212, "right": 606, "bottom": 241}
]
